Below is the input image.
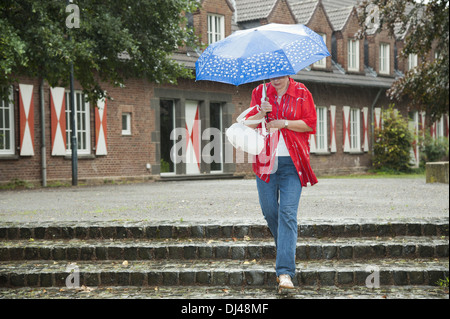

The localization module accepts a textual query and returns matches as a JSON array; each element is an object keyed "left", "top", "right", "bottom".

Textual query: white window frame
[
  {"left": 313, "top": 34, "right": 327, "bottom": 68},
  {"left": 65, "top": 91, "right": 91, "bottom": 155},
  {"left": 122, "top": 112, "right": 132, "bottom": 135},
  {"left": 347, "top": 39, "right": 360, "bottom": 72},
  {"left": 379, "top": 43, "right": 390, "bottom": 75},
  {"left": 408, "top": 53, "right": 418, "bottom": 71},
  {"left": 315, "top": 106, "right": 328, "bottom": 152},
  {"left": 0, "top": 87, "right": 15, "bottom": 155},
  {"left": 207, "top": 14, "right": 225, "bottom": 44},
  {"left": 350, "top": 108, "right": 361, "bottom": 151}
]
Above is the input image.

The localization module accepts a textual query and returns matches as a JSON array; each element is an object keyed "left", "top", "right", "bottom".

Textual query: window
[
  {"left": 315, "top": 106, "right": 328, "bottom": 152},
  {"left": 314, "top": 34, "right": 327, "bottom": 68},
  {"left": 122, "top": 113, "right": 131, "bottom": 135},
  {"left": 65, "top": 91, "right": 90, "bottom": 155},
  {"left": 207, "top": 14, "right": 225, "bottom": 44},
  {"left": 347, "top": 39, "right": 359, "bottom": 71},
  {"left": 0, "top": 87, "right": 14, "bottom": 155},
  {"left": 408, "top": 53, "right": 418, "bottom": 71},
  {"left": 350, "top": 108, "right": 361, "bottom": 151},
  {"left": 379, "top": 43, "right": 390, "bottom": 74}
]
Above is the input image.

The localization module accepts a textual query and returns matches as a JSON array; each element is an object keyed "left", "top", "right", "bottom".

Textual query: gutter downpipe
[
  {"left": 370, "top": 88, "right": 383, "bottom": 155},
  {"left": 39, "top": 78, "right": 47, "bottom": 187}
]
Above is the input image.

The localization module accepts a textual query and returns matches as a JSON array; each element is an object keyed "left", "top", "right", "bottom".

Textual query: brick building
[{"left": 0, "top": 0, "right": 448, "bottom": 186}]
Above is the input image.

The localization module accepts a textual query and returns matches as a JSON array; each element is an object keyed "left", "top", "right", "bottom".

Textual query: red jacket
[{"left": 245, "top": 78, "right": 318, "bottom": 187}]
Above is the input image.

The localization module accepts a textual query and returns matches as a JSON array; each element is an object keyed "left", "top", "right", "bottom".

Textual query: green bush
[
  {"left": 372, "top": 106, "right": 414, "bottom": 172},
  {"left": 419, "top": 131, "right": 449, "bottom": 167}
]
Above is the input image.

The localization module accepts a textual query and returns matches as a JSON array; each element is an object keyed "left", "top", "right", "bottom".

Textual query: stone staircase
[{"left": 0, "top": 218, "right": 448, "bottom": 299}]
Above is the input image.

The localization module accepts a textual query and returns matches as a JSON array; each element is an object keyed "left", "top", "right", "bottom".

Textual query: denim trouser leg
[{"left": 256, "top": 156, "right": 302, "bottom": 278}]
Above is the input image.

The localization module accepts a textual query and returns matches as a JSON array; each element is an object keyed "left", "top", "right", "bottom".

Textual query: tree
[
  {"left": 0, "top": 0, "right": 200, "bottom": 102},
  {"left": 357, "top": 0, "right": 449, "bottom": 123}
]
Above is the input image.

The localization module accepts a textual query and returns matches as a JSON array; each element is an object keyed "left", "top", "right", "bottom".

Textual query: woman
[{"left": 245, "top": 75, "right": 318, "bottom": 290}]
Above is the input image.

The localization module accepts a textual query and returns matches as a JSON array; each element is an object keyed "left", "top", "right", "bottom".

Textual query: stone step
[
  {"left": 1, "top": 285, "right": 448, "bottom": 299},
  {"left": 1, "top": 218, "right": 448, "bottom": 240},
  {"left": 1, "top": 236, "right": 448, "bottom": 261},
  {"left": 0, "top": 258, "right": 448, "bottom": 288}
]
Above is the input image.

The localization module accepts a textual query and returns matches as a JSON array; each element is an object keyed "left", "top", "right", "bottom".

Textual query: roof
[
  {"left": 235, "top": 0, "right": 277, "bottom": 23},
  {"left": 326, "top": 6, "right": 354, "bottom": 31},
  {"left": 287, "top": 0, "right": 319, "bottom": 25},
  {"left": 321, "top": 0, "right": 360, "bottom": 11}
]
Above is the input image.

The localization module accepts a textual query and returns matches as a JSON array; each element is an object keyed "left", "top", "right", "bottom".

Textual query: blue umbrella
[{"left": 195, "top": 23, "right": 330, "bottom": 86}]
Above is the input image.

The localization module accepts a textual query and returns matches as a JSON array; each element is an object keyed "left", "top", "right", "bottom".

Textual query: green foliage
[
  {"left": 0, "top": 0, "right": 200, "bottom": 103},
  {"left": 160, "top": 158, "right": 171, "bottom": 173},
  {"left": 419, "top": 131, "right": 449, "bottom": 166},
  {"left": 437, "top": 277, "right": 449, "bottom": 292},
  {"left": 372, "top": 106, "right": 414, "bottom": 172}
]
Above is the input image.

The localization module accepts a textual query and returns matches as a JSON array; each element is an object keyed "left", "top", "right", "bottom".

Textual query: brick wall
[
  {"left": 307, "top": 3, "right": 333, "bottom": 71},
  {"left": 338, "top": 11, "right": 365, "bottom": 74},
  {"left": 193, "top": 0, "right": 234, "bottom": 45},
  {"left": 366, "top": 28, "right": 396, "bottom": 76},
  {"left": 266, "top": 0, "right": 296, "bottom": 24}
]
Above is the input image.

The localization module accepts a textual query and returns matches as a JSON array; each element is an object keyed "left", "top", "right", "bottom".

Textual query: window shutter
[
  {"left": 362, "top": 107, "right": 369, "bottom": 152},
  {"left": 19, "top": 84, "right": 35, "bottom": 156},
  {"left": 342, "top": 106, "right": 351, "bottom": 152},
  {"left": 329, "top": 105, "right": 336, "bottom": 153},
  {"left": 310, "top": 104, "right": 317, "bottom": 153},
  {"left": 50, "top": 87, "right": 67, "bottom": 156},
  {"left": 95, "top": 98, "right": 107, "bottom": 155},
  {"left": 374, "top": 108, "right": 382, "bottom": 131}
]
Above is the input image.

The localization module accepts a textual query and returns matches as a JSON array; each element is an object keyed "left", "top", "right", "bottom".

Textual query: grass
[{"left": 319, "top": 168, "right": 426, "bottom": 179}]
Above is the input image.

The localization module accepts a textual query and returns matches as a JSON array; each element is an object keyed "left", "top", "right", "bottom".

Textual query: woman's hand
[{"left": 260, "top": 101, "right": 273, "bottom": 114}]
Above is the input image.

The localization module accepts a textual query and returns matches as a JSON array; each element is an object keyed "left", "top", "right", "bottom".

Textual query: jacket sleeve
[
  {"left": 245, "top": 85, "right": 263, "bottom": 120},
  {"left": 300, "top": 87, "right": 317, "bottom": 135}
]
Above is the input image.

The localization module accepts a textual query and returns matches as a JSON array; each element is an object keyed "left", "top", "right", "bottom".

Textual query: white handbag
[
  {"left": 226, "top": 108, "right": 267, "bottom": 155},
  {"left": 226, "top": 87, "right": 268, "bottom": 156}
]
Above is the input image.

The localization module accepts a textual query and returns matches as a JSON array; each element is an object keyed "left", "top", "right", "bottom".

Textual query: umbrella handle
[{"left": 261, "top": 81, "right": 270, "bottom": 131}]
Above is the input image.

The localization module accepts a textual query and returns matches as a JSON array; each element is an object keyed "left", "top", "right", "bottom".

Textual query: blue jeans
[{"left": 256, "top": 156, "right": 302, "bottom": 278}]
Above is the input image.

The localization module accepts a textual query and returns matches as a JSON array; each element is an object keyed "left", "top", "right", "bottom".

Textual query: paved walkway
[{"left": 0, "top": 177, "right": 448, "bottom": 225}]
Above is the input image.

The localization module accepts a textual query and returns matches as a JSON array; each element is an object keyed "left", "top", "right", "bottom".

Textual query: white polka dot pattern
[{"left": 195, "top": 24, "right": 330, "bottom": 86}]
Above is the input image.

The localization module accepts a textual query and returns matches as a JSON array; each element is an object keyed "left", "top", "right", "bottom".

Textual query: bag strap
[{"left": 235, "top": 82, "right": 270, "bottom": 135}]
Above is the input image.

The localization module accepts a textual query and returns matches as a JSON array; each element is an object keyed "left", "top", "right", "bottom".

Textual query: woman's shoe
[{"left": 277, "top": 274, "right": 295, "bottom": 289}]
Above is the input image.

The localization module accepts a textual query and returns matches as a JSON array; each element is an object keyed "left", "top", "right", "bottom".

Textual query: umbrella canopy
[{"left": 195, "top": 23, "right": 330, "bottom": 86}]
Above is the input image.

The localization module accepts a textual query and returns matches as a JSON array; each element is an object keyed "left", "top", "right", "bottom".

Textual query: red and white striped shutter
[
  {"left": 329, "top": 105, "right": 336, "bottom": 153},
  {"left": 185, "top": 101, "right": 201, "bottom": 174},
  {"left": 420, "top": 112, "right": 426, "bottom": 137},
  {"left": 50, "top": 87, "right": 67, "bottom": 156},
  {"left": 95, "top": 98, "right": 107, "bottom": 155},
  {"left": 342, "top": 106, "right": 351, "bottom": 152},
  {"left": 309, "top": 104, "right": 317, "bottom": 153},
  {"left": 309, "top": 134, "right": 317, "bottom": 153},
  {"left": 19, "top": 84, "right": 35, "bottom": 156},
  {"left": 362, "top": 107, "right": 369, "bottom": 152},
  {"left": 374, "top": 108, "right": 382, "bottom": 131}
]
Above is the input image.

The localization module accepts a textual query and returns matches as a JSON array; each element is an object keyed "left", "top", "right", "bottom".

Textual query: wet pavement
[
  {"left": 0, "top": 177, "right": 448, "bottom": 300},
  {"left": 0, "top": 177, "right": 448, "bottom": 225}
]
